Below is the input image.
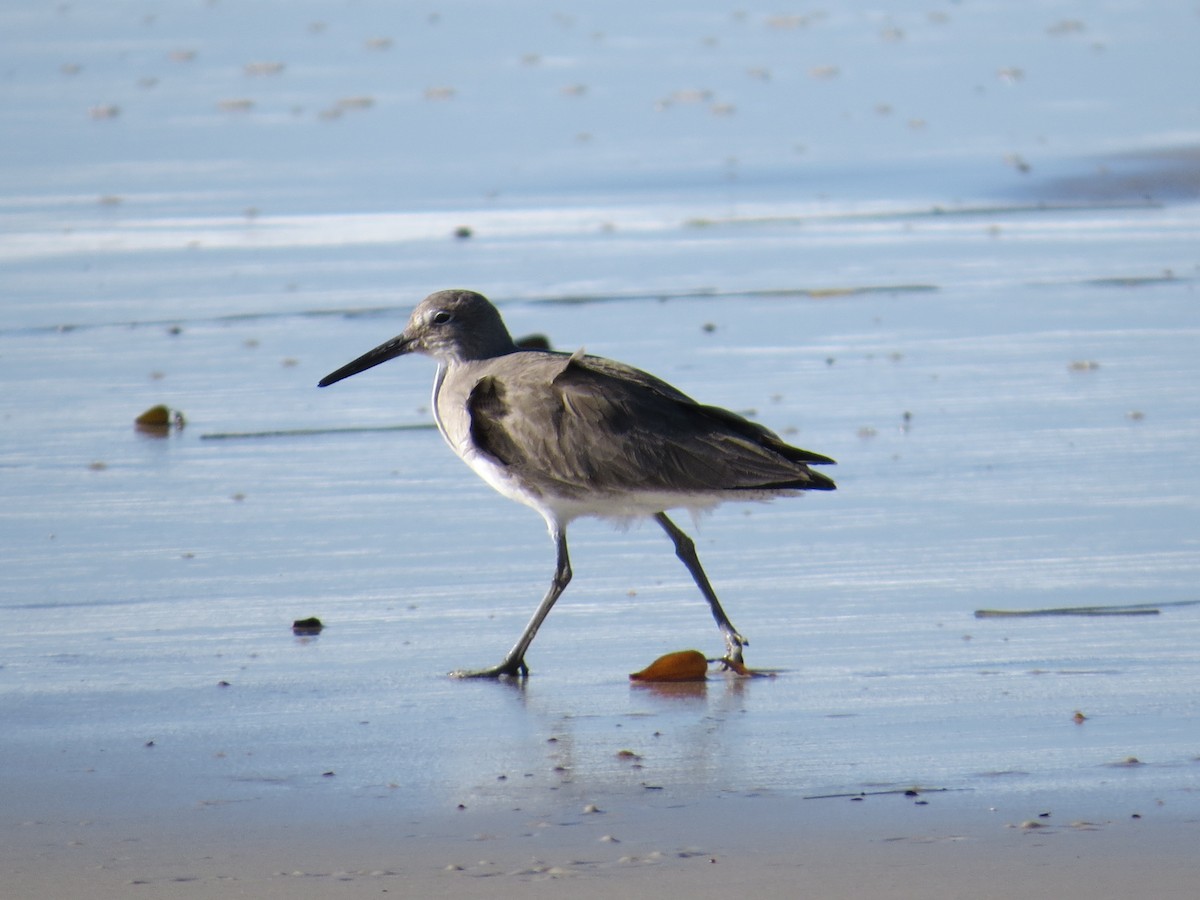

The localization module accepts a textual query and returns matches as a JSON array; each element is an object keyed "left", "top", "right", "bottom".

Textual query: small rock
[{"left": 292, "top": 617, "right": 324, "bottom": 635}]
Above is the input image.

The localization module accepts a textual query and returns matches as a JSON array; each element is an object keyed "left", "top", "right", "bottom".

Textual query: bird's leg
[
  {"left": 654, "top": 512, "right": 747, "bottom": 666},
  {"left": 450, "top": 527, "right": 572, "bottom": 678}
]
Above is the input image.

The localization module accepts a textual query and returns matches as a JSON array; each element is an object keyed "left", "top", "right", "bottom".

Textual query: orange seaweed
[{"left": 629, "top": 649, "right": 709, "bottom": 682}]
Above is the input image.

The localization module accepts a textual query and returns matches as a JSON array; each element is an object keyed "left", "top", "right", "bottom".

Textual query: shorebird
[{"left": 319, "top": 290, "right": 835, "bottom": 677}]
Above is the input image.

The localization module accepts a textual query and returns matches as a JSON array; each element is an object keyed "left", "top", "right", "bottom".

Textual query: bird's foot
[
  {"left": 712, "top": 655, "right": 775, "bottom": 678},
  {"left": 712, "top": 630, "right": 764, "bottom": 676},
  {"left": 718, "top": 656, "right": 750, "bottom": 676},
  {"left": 723, "top": 630, "right": 748, "bottom": 664},
  {"left": 712, "top": 643, "right": 777, "bottom": 678},
  {"left": 449, "top": 657, "right": 529, "bottom": 679}
]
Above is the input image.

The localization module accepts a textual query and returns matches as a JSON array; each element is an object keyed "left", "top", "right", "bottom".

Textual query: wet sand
[{"left": 7, "top": 784, "right": 1198, "bottom": 898}]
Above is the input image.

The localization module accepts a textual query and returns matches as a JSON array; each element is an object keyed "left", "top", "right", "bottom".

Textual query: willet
[{"left": 319, "top": 290, "right": 836, "bottom": 678}]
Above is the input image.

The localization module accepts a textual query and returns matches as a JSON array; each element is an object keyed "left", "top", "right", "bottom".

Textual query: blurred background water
[{"left": 2, "top": 0, "right": 1199, "bottom": 831}]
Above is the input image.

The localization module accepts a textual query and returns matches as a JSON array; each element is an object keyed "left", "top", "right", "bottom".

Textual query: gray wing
[{"left": 467, "top": 351, "right": 834, "bottom": 499}]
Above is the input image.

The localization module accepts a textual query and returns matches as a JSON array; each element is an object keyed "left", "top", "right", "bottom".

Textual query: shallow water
[{"left": 2, "top": 0, "right": 1199, "bottom": 848}]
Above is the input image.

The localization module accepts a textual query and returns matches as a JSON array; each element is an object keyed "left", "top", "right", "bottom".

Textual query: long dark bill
[{"left": 317, "top": 334, "right": 412, "bottom": 387}]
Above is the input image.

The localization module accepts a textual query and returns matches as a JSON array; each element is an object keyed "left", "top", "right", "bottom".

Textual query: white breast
[{"left": 432, "top": 363, "right": 558, "bottom": 523}]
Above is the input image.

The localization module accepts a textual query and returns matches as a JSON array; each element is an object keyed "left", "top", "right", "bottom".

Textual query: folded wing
[{"left": 467, "top": 351, "right": 835, "bottom": 500}]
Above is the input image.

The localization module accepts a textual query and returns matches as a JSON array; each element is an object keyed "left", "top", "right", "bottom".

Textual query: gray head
[{"left": 318, "top": 290, "right": 518, "bottom": 387}]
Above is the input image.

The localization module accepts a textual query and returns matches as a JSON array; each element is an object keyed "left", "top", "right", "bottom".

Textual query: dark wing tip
[
  {"left": 806, "top": 468, "right": 837, "bottom": 490},
  {"left": 744, "top": 466, "right": 837, "bottom": 492},
  {"left": 805, "top": 450, "right": 837, "bottom": 466}
]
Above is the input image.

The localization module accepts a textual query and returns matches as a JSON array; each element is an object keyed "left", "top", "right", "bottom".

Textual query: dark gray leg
[
  {"left": 654, "top": 512, "right": 747, "bottom": 664},
  {"left": 451, "top": 526, "right": 572, "bottom": 678}
]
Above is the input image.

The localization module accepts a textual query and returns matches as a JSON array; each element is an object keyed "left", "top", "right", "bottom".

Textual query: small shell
[
  {"left": 135, "top": 404, "right": 185, "bottom": 435},
  {"left": 629, "top": 650, "right": 708, "bottom": 682},
  {"left": 135, "top": 404, "right": 171, "bottom": 427}
]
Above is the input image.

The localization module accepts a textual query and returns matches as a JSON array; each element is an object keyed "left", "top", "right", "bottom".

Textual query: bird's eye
[{"left": 432, "top": 310, "right": 453, "bottom": 325}]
